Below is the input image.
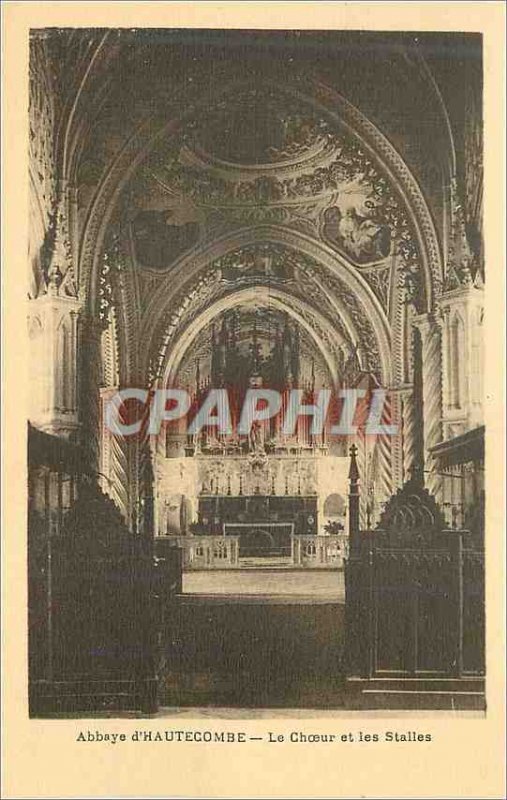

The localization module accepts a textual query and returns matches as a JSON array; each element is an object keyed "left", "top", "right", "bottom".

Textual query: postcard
[{"left": 2, "top": 3, "right": 505, "bottom": 798}]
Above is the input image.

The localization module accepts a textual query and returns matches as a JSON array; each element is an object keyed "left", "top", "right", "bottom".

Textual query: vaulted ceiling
[
  {"left": 29, "top": 29, "right": 483, "bottom": 390},
  {"left": 30, "top": 29, "right": 483, "bottom": 280}
]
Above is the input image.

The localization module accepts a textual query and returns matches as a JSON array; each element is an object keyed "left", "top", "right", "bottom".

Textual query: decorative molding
[
  {"left": 375, "top": 475, "right": 447, "bottom": 538},
  {"left": 139, "top": 226, "right": 392, "bottom": 386},
  {"left": 311, "top": 79, "right": 443, "bottom": 304},
  {"left": 27, "top": 290, "right": 82, "bottom": 437},
  {"left": 78, "top": 76, "right": 442, "bottom": 318},
  {"left": 443, "top": 176, "right": 476, "bottom": 291},
  {"left": 141, "top": 236, "right": 390, "bottom": 390}
]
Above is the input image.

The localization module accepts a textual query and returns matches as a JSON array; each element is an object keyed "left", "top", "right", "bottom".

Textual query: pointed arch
[
  {"left": 79, "top": 75, "right": 442, "bottom": 332},
  {"left": 140, "top": 226, "right": 393, "bottom": 389}
]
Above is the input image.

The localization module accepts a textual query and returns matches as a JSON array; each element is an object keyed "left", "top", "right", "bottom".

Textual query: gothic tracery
[{"left": 27, "top": 28, "right": 484, "bottom": 536}]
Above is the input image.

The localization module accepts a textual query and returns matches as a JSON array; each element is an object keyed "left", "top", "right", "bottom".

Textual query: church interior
[{"left": 28, "top": 29, "right": 485, "bottom": 713}]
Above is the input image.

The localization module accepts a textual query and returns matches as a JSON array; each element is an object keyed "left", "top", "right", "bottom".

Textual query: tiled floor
[{"left": 182, "top": 568, "right": 345, "bottom": 602}]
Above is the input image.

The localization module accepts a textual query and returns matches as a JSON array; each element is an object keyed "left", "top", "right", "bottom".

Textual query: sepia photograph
[
  {"left": 26, "top": 25, "right": 486, "bottom": 717},
  {"left": 3, "top": 4, "right": 506, "bottom": 798}
]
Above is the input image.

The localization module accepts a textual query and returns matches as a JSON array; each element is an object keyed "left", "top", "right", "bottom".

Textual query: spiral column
[
  {"left": 400, "top": 388, "right": 423, "bottom": 483},
  {"left": 78, "top": 316, "right": 103, "bottom": 474},
  {"left": 413, "top": 313, "right": 443, "bottom": 500},
  {"left": 99, "top": 387, "right": 130, "bottom": 520},
  {"left": 389, "top": 391, "right": 404, "bottom": 489},
  {"left": 375, "top": 390, "right": 393, "bottom": 506},
  {"left": 352, "top": 433, "right": 369, "bottom": 530}
]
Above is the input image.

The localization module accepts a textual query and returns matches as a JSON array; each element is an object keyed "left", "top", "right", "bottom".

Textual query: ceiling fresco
[
  {"left": 191, "top": 87, "right": 326, "bottom": 166},
  {"left": 125, "top": 84, "right": 416, "bottom": 276},
  {"left": 131, "top": 210, "right": 200, "bottom": 270}
]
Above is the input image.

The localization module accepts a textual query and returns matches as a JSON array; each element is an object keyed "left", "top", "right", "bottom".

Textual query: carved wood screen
[
  {"left": 345, "top": 479, "right": 485, "bottom": 679},
  {"left": 29, "top": 476, "right": 182, "bottom": 715}
]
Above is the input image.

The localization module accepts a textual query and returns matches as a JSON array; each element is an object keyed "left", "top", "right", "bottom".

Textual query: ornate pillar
[
  {"left": 389, "top": 390, "right": 404, "bottom": 489},
  {"left": 438, "top": 282, "right": 485, "bottom": 439},
  {"left": 78, "top": 314, "right": 103, "bottom": 473},
  {"left": 374, "top": 390, "right": 393, "bottom": 504},
  {"left": 28, "top": 265, "right": 81, "bottom": 438},
  {"left": 413, "top": 313, "right": 443, "bottom": 499},
  {"left": 28, "top": 188, "right": 83, "bottom": 440},
  {"left": 99, "top": 386, "right": 132, "bottom": 522},
  {"left": 399, "top": 387, "right": 424, "bottom": 483}
]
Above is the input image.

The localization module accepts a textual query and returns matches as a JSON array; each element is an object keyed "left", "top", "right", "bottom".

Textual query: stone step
[{"left": 345, "top": 676, "right": 485, "bottom": 710}]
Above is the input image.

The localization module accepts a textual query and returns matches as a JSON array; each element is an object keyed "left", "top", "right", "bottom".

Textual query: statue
[{"left": 249, "top": 420, "right": 265, "bottom": 454}]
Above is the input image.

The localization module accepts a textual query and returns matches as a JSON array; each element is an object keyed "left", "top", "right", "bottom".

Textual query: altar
[
  {"left": 155, "top": 450, "right": 350, "bottom": 567},
  {"left": 197, "top": 493, "right": 318, "bottom": 556}
]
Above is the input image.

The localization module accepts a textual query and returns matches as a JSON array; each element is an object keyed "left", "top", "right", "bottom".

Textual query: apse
[{"left": 174, "top": 303, "right": 332, "bottom": 396}]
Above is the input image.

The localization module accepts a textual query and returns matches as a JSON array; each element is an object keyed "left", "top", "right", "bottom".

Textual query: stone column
[
  {"left": 78, "top": 314, "right": 103, "bottom": 471},
  {"left": 413, "top": 313, "right": 443, "bottom": 499},
  {"left": 389, "top": 390, "right": 404, "bottom": 489},
  {"left": 28, "top": 266, "right": 81, "bottom": 438},
  {"left": 375, "top": 391, "right": 393, "bottom": 504},
  {"left": 99, "top": 386, "right": 132, "bottom": 522},
  {"left": 400, "top": 387, "right": 424, "bottom": 483}
]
